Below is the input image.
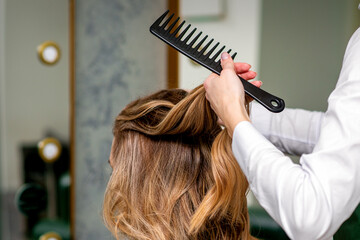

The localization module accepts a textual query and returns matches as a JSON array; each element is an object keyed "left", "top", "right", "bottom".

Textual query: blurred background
[
  {"left": 1, "top": 0, "right": 71, "bottom": 239},
  {"left": 0, "top": 0, "right": 359, "bottom": 239}
]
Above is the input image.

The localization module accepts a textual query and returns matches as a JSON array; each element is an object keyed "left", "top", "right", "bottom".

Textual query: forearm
[
  {"left": 223, "top": 101, "right": 250, "bottom": 137},
  {"left": 232, "top": 122, "right": 359, "bottom": 239}
]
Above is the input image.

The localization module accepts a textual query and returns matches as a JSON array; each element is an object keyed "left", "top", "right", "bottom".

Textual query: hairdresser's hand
[{"left": 204, "top": 53, "right": 260, "bottom": 137}]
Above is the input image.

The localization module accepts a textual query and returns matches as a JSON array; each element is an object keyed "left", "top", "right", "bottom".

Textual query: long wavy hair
[{"left": 103, "top": 85, "right": 254, "bottom": 239}]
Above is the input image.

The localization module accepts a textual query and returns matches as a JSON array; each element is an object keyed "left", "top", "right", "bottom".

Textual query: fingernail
[{"left": 221, "top": 52, "right": 229, "bottom": 60}]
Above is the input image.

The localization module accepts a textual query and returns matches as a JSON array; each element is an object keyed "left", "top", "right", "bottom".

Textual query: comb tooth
[
  {"left": 199, "top": 38, "right": 214, "bottom": 60},
  {"left": 199, "top": 38, "right": 213, "bottom": 54},
  {"left": 183, "top": 28, "right": 197, "bottom": 45},
  {"left": 154, "top": 10, "right": 170, "bottom": 26},
  {"left": 227, "top": 49, "right": 232, "bottom": 54},
  {"left": 166, "top": 17, "right": 180, "bottom": 33},
  {"left": 171, "top": 20, "right": 185, "bottom": 36},
  {"left": 204, "top": 42, "right": 220, "bottom": 58},
  {"left": 160, "top": 13, "right": 174, "bottom": 29},
  {"left": 176, "top": 24, "right": 191, "bottom": 42},
  {"left": 231, "top": 52, "right": 237, "bottom": 60},
  {"left": 188, "top": 31, "right": 202, "bottom": 49},
  {"left": 193, "top": 35, "right": 207, "bottom": 53},
  {"left": 211, "top": 45, "right": 226, "bottom": 61}
]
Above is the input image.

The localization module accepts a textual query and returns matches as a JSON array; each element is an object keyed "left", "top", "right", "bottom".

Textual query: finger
[
  {"left": 251, "top": 80, "right": 263, "bottom": 88},
  {"left": 207, "top": 73, "right": 218, "bottom": 79},
  {"left": 203, "top": 73, "right": 218, "bottom": 90},
  {"left": 203, "top": 79, "right": 209, "bottom": 91},
  {"left": 234, "top": 62, "right": 252, "bottom": 74},
  {"left": 217, "top": 117, "right": 225, "bottom": 126},
  {"left": 220, "top": 52, "right": 235, "bottom": 71},
  {"left": 204, "top": 73, "right": 218, "bottom": 84},
  {"left": 239, "top": 71, "right": 257, "bottom": 80}
]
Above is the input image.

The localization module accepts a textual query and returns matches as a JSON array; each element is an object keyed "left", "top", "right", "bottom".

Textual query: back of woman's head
[{"left": 103, "top": 85, "right": 253, "bottom": 240}]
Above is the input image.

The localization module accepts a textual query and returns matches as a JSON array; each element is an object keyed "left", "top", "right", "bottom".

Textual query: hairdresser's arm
[
  {"left": 215, "top": 60, "right": 324, "bottom": 156},
  {"left": 204, "top": 28, "right": 360, "bottom": 239},
  {"left": 250, "top": 103, "right": 324, "bottom": 156},
  {"left": 204, "top": 53, "right": 252, "bottom": 135},
  {"left": 208, "top": 58, "right": 324, "bottom": 156},
  {"left": 206, "top": 59, "right": 324, "bottom": 156}
]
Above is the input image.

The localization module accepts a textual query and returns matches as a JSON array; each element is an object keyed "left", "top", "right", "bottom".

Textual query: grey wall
[
  {"left": 74, "top": 0, "right": 167, "bottom": 239},
  {"left": 259, "top": 0, "right": 359, "bottom": 111}
]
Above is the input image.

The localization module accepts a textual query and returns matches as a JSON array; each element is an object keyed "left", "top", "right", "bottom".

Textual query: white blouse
[{"left": 232, "top": 27, "right": 360, "bottom": 240}]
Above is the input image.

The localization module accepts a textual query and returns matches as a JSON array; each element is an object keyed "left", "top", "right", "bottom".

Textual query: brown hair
[{"left": 103, "top": 85, "right": 254, "bottom": 239}]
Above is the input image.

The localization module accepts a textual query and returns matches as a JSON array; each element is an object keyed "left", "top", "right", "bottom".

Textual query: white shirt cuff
[{"left": 231, "top": 121, "right": 273, "bottom": 178}]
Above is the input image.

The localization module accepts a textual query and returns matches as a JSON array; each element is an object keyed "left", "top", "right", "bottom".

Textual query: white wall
[
  {"left": 0, "top": 0, "right": 6, "bottom": 192},
  {"left": 179, "top": 0, "right": 262, "bottom": 90},
  {"left": 0, "top": 0, "right": 5, "bottom": 235},
  {"left": 1, "top": 0, "right": 69, "bottom": 191}
]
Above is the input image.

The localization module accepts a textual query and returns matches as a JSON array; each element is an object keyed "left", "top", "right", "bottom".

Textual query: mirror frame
[{"left": 167, "top": 0, "right": 179, "bottom": 89}]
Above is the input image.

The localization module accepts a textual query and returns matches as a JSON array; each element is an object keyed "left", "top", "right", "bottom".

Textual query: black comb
[{"left": 150, "top": 10, "right": 285, "bottom": 113}]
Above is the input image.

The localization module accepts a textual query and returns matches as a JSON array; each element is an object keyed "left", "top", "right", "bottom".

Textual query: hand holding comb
[{"left": 150, "top": 10, "right": 285, "bottom": 113}]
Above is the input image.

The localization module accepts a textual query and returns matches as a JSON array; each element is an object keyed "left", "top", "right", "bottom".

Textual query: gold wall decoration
[
  {"left": 37, "top": 41, "right": 61, "bottom": 65},
  {"left": 38, "top": 137, "right": 62, "bottom": 163},
  {"left": 39, "top": 232, "right": 62, "bottom": 240}
]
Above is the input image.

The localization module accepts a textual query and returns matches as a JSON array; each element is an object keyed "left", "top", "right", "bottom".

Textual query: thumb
[{"left": 220, "top": 52, "right": 235, "bottom": 71}]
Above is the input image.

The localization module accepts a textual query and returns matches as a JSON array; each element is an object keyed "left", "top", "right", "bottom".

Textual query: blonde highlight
[{"left": 103, "top": 85, "right": 255, "bottom": 239}]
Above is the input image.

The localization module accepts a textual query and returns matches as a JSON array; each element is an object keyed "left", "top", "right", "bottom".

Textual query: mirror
[{"left": 0, "top": 0, "right": 73, "bottom": 239}]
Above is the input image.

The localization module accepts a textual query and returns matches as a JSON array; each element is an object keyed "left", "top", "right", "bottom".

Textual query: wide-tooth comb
[{"left": 150, "top": 10, "right": 285, "bottom": 113}]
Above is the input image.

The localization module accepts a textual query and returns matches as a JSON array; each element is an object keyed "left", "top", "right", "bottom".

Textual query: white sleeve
[
  {"left": 250, "top": 103, "right": 324, "bottom": 156},
  {"left": 232, "top": 27, "right": 360, "bottom": 240}
]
